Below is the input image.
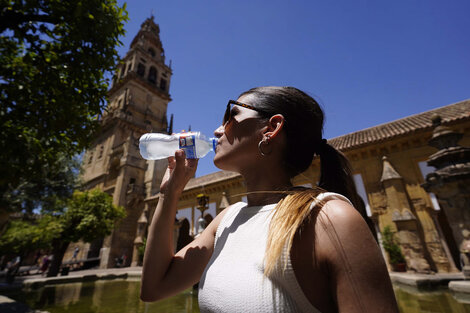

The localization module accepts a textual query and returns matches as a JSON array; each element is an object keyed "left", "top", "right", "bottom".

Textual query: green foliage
[
  {"left": 63, "top": 189, "right": 126, "bottom": 243},
  {"left": 0, "top": 0, "right": 128, "bottom": 211},
  {"left": 137, "top": 237, "right": 146, "bottom": 262},
  {"left": 0, "top": 220, "right": 40, "bottom": 255},
  {"left": 0, "top": 216, "right": 62, "bottom": 255},
  {"left": 3, "top": 154, "right": 81, "bottom": 213},
  {"left": 382, "top": 225, "right": 406, "bottom": 264},
  {"left": 0, "top": 189, "right": 125, "bottom": 256}
]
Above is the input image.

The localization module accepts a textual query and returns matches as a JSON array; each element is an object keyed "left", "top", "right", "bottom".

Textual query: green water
[
  {"left": 4, "top": 279, "right": 470, "bottom": 312},
  {"left": 5, "top": 279, "right": 199, "bottom": 313},
  {"left": 394, "top": 284, "right": 470, "bottom": 313}
]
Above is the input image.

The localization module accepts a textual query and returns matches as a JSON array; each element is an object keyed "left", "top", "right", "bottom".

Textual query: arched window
[
  {"left": 148, "top": 66, "right": 157, "bottom": 84},
  {"left": 88, "top": 150, "right": 94, "bottom": 164},
  {"left": 137, "top": 63, "right": 145, "bottom": 77},
  {"left": 160, "top": 78, "right": 167, "bottom": 91},
  {"left": 98, "top": 145, "right": 104, "bottom": 159},
  {"left": 148, "top": 48, "right": 156, "bottom": 57}
]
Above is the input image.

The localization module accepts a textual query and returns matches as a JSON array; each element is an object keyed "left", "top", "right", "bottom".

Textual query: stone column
[
  {"left": 131, "top": 209, "right": 148, "bottom": 267},
  {"left": 422, "top": 114, "right": 470, "bottom": 274},
  {"left": 195, "top": 194, "right": 209, "bottom": 237}
]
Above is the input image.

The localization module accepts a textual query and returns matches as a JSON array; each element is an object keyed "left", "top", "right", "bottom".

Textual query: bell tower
[{"left": 81, "top": 16, "right": 172, "bottom": 268}]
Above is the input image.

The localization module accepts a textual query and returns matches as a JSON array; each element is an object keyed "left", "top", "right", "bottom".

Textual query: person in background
[
  {"left": 39, "top": 254, "right": 50, "bottom": 276},
  {"left": 6, "top": 255, "right": 21, "bottom": 283},
  {"left": 141, "top": 86, "right": 399, "bottom": 312},
  {"left": 71, "top": 246, "right": 80, "bottom": 261}
]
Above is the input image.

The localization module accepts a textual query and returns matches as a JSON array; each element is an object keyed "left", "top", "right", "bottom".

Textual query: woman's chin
[
  {"left": 213, "top": 156, "right": 226, "bottom": 170},
  {"left": 213, "top": 153, "right": 236, "bottom": 172}
]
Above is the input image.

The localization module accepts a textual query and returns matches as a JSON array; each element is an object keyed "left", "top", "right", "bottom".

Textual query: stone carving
[
  {"left": 391, "top": 209, "right": 416, "bottom": 222},
  {"left": 392, "top": 210, "right": 402, "bottom": 221},
  {"left": 397, "top": 230, "right": 432, "bottom": 273},
  {"left": 460, "top": 230, "right": 470, "bottom": 272},
  {"left": 460, "top": 231, "right": 470, "bottom": 278},
  {"left": 427, "top": 241, "right": 448, "bottom": 261}
]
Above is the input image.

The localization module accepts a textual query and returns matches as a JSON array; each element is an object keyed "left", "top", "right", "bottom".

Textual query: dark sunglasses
[{"left": 223, "top": 100, "right": 271, "bottom": 125}]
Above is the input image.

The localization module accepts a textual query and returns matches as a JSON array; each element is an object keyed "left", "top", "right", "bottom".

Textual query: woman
[{"left": 141, "top": 86, "right": 398, "bottom": 312}]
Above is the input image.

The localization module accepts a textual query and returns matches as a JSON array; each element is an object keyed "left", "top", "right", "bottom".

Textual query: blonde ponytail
[{"left": 264, "top": 188, "right": 325, "bottom": 277}]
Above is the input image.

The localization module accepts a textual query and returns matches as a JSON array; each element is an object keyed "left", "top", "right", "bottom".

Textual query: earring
[{"left": 258, "top": 135, "right": 272, "bottom": 156}]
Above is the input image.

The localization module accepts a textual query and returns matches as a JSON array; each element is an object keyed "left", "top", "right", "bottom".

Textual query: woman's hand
[{"left": 160, "top": 149, "right": 198, "bottom": 196}]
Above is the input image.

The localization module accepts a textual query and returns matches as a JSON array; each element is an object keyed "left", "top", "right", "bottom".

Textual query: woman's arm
[
  {"left": 140, "top": 150, "right": 227, "bottom": 302},
  {"left": 318, "top": 200, "right": 399, "bottom": 313}
]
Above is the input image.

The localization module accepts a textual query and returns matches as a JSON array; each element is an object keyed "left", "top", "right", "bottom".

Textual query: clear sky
[{"left": 116, "top": 0, "right": 470, "bottom": 177}]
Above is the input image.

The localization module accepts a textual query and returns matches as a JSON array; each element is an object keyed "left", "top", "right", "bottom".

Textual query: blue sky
[{"left": 116, "top": 0, "right": 470, "bottom": 177}]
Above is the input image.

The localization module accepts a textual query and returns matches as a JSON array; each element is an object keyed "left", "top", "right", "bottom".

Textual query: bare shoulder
[
  {"left": 315, "top": 199, "right": 378, "bottom": 264},
  {"left": 315, "top": 199, "right": 399, "bottom": 312},
  {"left": 319, "top": 199, "right": 369, "bottom": 235},
  {"left": 203, "top": 202, "right": 240, "bottom": 236},
  {"left": 204, "top": 207, "right": 228, "bottom": 235},
  {"left": 320, "top": 199, "right": 364, "bottom": 225}
]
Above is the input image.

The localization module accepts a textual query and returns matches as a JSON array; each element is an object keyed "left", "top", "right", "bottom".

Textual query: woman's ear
[{"left": 264, "top": 114, "right": 285, "bottom": 139}]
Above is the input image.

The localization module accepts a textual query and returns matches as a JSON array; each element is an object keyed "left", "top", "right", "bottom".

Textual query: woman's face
[{"left": 213, "top": 94, "right": 267, "bottom": 172}]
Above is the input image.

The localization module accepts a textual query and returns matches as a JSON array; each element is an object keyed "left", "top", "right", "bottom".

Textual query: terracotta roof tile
[{"left": 329, "top": 99, "right": 470, "bottom": 151}]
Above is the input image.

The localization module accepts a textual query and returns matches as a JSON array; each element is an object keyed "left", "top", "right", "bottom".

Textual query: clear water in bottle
[{"left": 139, "top": 132, "right": 217, "bottom": 160}]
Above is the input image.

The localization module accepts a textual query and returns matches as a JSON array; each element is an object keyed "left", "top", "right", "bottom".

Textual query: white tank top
[{"left": 198, "top": 192, "right": 352, "bottom": 313}]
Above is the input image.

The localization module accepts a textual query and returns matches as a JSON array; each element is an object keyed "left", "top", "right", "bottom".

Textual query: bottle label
[{"left": 179, "top": 134, "right": 196, "bottom": 158}]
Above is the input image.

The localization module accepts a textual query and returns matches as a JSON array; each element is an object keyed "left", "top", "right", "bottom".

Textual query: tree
[
  {"left": 0, "top": 0, "right": 128, "bottom": 213},
  {"left": 47, "top": 189, "right": 126, "bottom": 276},
  {"left": 0, "top": 152, "right": 81, "bottom": 237},
  {"left": 0, "top": 189, "right": 125, "bottom": 276},
  {"left": 3, "top": 154, "right": 80, "bottom": 213},
  {"left": 0, "top": 216, "right": 61, "bottom": 258}
]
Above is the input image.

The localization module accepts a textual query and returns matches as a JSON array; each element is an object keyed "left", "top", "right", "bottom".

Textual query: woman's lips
[{"left": 215, "top": 140, "right": 223, "bottom": 152}]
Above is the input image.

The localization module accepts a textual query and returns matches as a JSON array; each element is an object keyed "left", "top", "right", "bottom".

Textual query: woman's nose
[{"left": 214, "top": 125, "right": 224, "bottom": 138}]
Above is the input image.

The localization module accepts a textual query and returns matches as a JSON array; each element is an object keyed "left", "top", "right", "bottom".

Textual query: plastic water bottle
[{"left": 139, "top": 132, "right": 217, "bottom": 160}]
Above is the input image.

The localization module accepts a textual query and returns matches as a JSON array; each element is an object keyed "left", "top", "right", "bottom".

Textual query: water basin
[
  {"left": 4, "top": 279, "right": 470, "bottom": 312},
  {"left": 4, "top": 279, "right": 199, "bottom": 313},
  {"left": 394, "top": 283, "right": 470, "bottom": 313}
]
